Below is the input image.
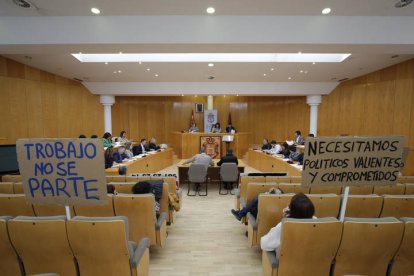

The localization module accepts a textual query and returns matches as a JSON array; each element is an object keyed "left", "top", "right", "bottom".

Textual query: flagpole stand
[{"left": 339, "top": 185, "right": 350, "bottom": 222}]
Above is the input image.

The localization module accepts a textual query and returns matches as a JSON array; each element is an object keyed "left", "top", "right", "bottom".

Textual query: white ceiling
[
  {"left": 1, "top": 1, "right": 414, "bottom": 95},
  {"left": 1, "top": 0, "right": 414, "bottom": 16}
]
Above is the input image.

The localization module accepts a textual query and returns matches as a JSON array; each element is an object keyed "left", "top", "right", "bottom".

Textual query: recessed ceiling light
[
  {"left": 155, "top": 74, "right": 159, "bottom": 77},
  {"left": 298, "top": 51, "right": 302, "bottom": 54},
  {"left": 236, "top": 94, "right": 239, "bottom": 97},
  {"left": 304, "top": 71, "right": 308, "bottom": 74},
  {"left": 72, "top": 53, "right": 351, "bottom": 63},
  {"left": 146, "top": 68, "right": 150, "bottom": 71},
  {"left": 119, "top": 52, "right": 123, "bottom": 54},
  {"left": 270, "top": 68, "right": 274, "bottom": 71},
  {"left": 104, "top": 62, "right": 108, "bottom": 65},
  {"left": 288, "top": 77, "right": 292, "bottom": 80},
  {"left": 322, "top": 7, "right": 331, "bottom": 15},
  {"left": 208, "top": 63, "right": 214, "bottom": 67},
  {"left": 312, "top": 62, "right": 316, "bottom": 65},
  {"left": 91, "top": 8, "right": 100, "bottom": 15},
  {"left": 224, "top": 95, "right": 226, "bottom": 97},
  {"left": 195, "top": 95, "right": 198, "bottom": 97},
  {"left": 113, "top": 71, "right": 117, "bottom": 74},
  {"left": 138, "top": 61, "right": 142, "bottom": 65},
  {"left": 206, "top": 7, "right": 215, "bottom": 14},
  {"left": 300, "top": 70, "right": 303, "bottom": 73},
  {"left": 181, "top": 94, "right": 184, "bottom": 96},
  {"left": 263, "top": 73, "right": 267, "bottom": 76},
  {"left": 118, "top": 70, "right": 122, "bottom": 73}
]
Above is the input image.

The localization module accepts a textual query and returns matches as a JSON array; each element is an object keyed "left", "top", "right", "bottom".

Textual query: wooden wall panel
[{"left": 0, "top": 57, "right": 103, "bottom": 144}]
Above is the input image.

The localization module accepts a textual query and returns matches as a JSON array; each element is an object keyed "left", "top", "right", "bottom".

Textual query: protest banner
[
  {"left": 302, "top": 136, "right": 406, "bottom": 187},
  {"left": 16, "top": 139, "right": 107, "bottom": 206}
]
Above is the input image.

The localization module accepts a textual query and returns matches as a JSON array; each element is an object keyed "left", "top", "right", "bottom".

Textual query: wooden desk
[
  {"left": 105, "top": 148, "right": 173, "bottom": 176},
  {"left": 246, "top": 149, "right": 302, "bottom": 176},
  {"left": 177, "top": 159, "right": 246, "bottom": 183},
  {"left": 170, "top": 132, "right": 251, "bottom": 159}
]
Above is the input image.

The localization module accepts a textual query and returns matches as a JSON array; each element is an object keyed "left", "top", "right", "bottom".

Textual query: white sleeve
[{"left": 260, "top": 222, "right": 282, "bottom": 252}]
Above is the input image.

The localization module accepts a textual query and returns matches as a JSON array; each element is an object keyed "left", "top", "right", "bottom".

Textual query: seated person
[
  {"left": 91, "top": 134, "right": 98, "bottom": 138},
  {"left": 148, "top": 137, "right": 161, "bottom": 151},
  {"left": 269, "top": 140, "right": 282, "bottom": 154},
  {"left": 294, "top": 130, "right": 305, "bottom": 145},
  {"left": 107, "top": 184, "right": 117, "bottom": 194},
  {"left": 104, "top": 147, "right": 114, "bottom": 169},
  {"left": 231, "top": 187, "right": 283, "bottom": 220},
  {"left": 188, "top": 123, "right": 199, "bottom": 133},
  {"left": 132, "top": 180, "right": 163, "bottom": 216},
  {"left": 132, "top": 138, "right": 148, "bottom": 155},
  {"left": 261, "top": 138, "right": 272, "bottom": 150},
  {"left": 102, "top": 132, "right": 113, "bottom": 148},
  {"left": 182, "top": 147, "right": 214, "bottom": 169},
  {"left": 280, "top": 142, "right": 291, "bottom": 158},
  {"left": 288, "top": 145, "right": 301, "bottom": 161},
  {"left": 113, "top": 146, "right": 128, "bottom": 163},
  {"left": 225, "top": 123, "right": 236, "bottom": 133},
  {"left": 78, "top": 134, "right": 86, "bottom": 138},
  {"left": 210, "top": 122, "right": 222, "bottom": 133},
  {"left": 260, "top": 193, "right": 315, "bottom": 253},
  {"left": 308, "top": 133, "right": 315, "bottom": 138},
  {"left": 217, "top": 148, "right": 238, "bottom": 166},
  {"left": 124, "top": 142, "right": 134, "bottom": 158},
  {"left": 118, "top": 131, "right": 130, "bottom": 144}
]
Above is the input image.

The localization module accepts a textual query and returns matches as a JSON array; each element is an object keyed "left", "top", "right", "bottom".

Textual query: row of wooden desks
[
  {"left": 246, "top": 149, "right": 302, "bottom": 176},
  {"left": 177, "top": 159, "right": 246, "bottom": 183},
  {"left": 105, "top": 148, "right": 174, "bottom": 176}
]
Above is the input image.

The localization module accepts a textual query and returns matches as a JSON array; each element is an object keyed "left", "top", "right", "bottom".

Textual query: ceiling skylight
[{"left": 72, "top": 53, "right": 351, "bottom": 63}]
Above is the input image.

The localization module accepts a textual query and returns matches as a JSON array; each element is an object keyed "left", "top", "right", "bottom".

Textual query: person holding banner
[{"left": 260, "top": 193, "right": 315, "bottom": 252}]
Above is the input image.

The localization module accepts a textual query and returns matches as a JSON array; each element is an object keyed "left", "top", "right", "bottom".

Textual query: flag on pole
[{"left": 190, "top": 110, "right": 195, "bottom": 127}]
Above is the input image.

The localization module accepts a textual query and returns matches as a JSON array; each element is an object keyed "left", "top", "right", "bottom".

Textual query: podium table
[
  {"left": 170, "top": 132, "right": 251, "bottom": 159},
  {"left": 246, "top": 149, "right": 302, "bottom": 176}
]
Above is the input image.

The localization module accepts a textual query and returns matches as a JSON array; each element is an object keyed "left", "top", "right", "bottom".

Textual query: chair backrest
[
  {"left": 289, "top": 176, "right": 302, "bottom": 183},
  {"left": 239, "top": 176, "right": 265, "bottom": 200},
  {"left": 348, "top": 185, "right": 374, "bottom": 195},
  {"left": 109, "top": 182, "right": 136, "bottom": 194},
  {"left": 0, "top": 216, "right": 22, "bottom": 276},
  {"left": 67, "top": 216, "right": 131, "bottom": 276},
  {"left": 246, "top": 183, "right": 278, "bottom": 205},
  {"left": 152, "top": 177, "right": 176, "bottom": 193},
  {"left": 158, "top": 182, "right": 169, "bottom": 218},
  {"left": 344, "top": 194, "right": 383, "bottom": 218},
  {"left": 0, "top": 194, "right": 35, "bottom": 216},
  {"left": 106, "top": 175, "right": 126, "bottom": 183},
  {"left": 113, "top": 194, "right": 156, "bottom": 245},
  {"left": 74, "top": 194, "right": 115, "bottom": 217},
  {"left": 32, "top": 204, "right": 73, "bottom": 217},
  {"left": 310, "top": 185, "right": 342, "bottom": 195},
  {"left": 13, "top": 183, "right": 24, "bottom": 194},
  {"left": 1, "top": 175, "right": 22, "bottom": 182},
  {"left": 389, "top": 217, "right": 414, "bottom": 276},
  {"left": 277, "top": 183, "right": 310, "bottom": 194},
  {"left": 380, "top": 195, "right": 414, "bottom": 218},
  {"left": 277, "top": 218, "right": 342, "bottom": 276},
  {"left": 307, "top": 194, "right": 341, "bottom": 218},
  {"left": 405, "top": 183, "right": 414, "bottom": 195},
  {"left": 265, "top": 176, "right": 290, "bottom": 183},
  {"left": 188, "top": 164, "right": 208, "bottom": 183},
  {"left": 219, "top": 163, "right": 239, "bottom": 182},
  {"left": 257, "top": 194, "right": 294, "bottom": 241},
  {"left": 333, "top": 217, "right": 404, "bottom": 276},
  {"left": 0, "top": 182, "right": 14, "bottom": 194},
  {"left": 8, "top": 216, "right": 77, "bottom": 276},
  {"left": 373, "top": 184, "right": 405, "bottom": 195},
  {"left": 398, "top": 176, "right": 414, "bottom": 183}
]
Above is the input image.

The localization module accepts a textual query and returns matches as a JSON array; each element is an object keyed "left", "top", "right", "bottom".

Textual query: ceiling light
[
  {"left": 195, "top": 95, "right": 198, "bottom": 97},
  {"left": 104, "top": 62, "right": 108, "bottom": 65},
  {"left": 138, "top": 61, "right": 142, "bottom": 65},
  {"left": 288, "top": 77, "right": 292, "bottom": 80},
  {"left": 312, "top": 62, "right": 316, "bottom": 65},
  {"left": 155, "top": 74, "right": 159, "bottom": 77},
  {"left": 146, "top": 68, "right": 150, "bottom": 71},
  {"left": 119, "top": 52, "right": 122, "bottom": 54},
  {"left": 304, "top": 71, "right": 308, "bottom": 74},
  {"left": 72, "top": 53, "right": 351, "bottom": 63},
  {"left": 322, "top": 7, "right": 331, "bottom": 15},
  {"left": 91, "top": 8, "right": 100, "bottom": 15},
  {"left": 118, "top": 70, "right": 122, "bottom": 73},
  {"left": 113, "top": 71, "right": 117, "bottom": 74},
  {"left": 181, "top": 94, "right": 184, "bottom": 96},
  {"left": 236, "top": 94, "right": 239, "bottom": 97},
  {"left": 223, "top": 95, "right": 226, "bottom": 97},
  {"left": 206, "top": 7, "right": 215, "bottom": 14},
  {"left": 300, "top": 70, "right": 303, "bottom": 73},
  {"left": 270, "top": 68, "right": 274, "bottom": 71},
  {"left": 263, "top": 73, "right": 267, "bottom": 76},
  {"left": 208, "top": 63, "right": 214, "bottom": 67},
  {"left": 298, "top": 51, "right": 302, "bottom": 54}
]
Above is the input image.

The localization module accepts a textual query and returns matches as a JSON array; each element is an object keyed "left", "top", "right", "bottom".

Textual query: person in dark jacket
[
  {"left": 132, "top": 180, "right": 163, "bottom": 216},
  {"left": 104, "top": 148, "right": 114, "bottom": 169},
  {"left": 112, "top": 146, "right": 128, "bottom": 163},
  {"left": 148, "top": 137, "right": 160, "bottom": 151},
  {"left": 133, "top": 138, "right": 148, "bottom": 155},
  {"left": 217, "top": 149, "right": 238, "bottom": 166},
  {"left": 261, "top": 138, "right": 272, "bottom": 150}
]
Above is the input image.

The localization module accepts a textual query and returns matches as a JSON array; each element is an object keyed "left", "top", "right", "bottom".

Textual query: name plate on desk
[{"left": 222, "top": 135, "right": 234, "bottom": 142}]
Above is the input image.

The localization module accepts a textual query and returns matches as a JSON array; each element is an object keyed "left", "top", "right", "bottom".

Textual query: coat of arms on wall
[{"left": 200, "top": 136, "right": 221, "bottom": 159}]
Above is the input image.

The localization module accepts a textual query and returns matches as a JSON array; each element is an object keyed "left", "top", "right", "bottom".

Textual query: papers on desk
[
  {"left": 286, "top": 140, "right": 294, "bottom": 146},
  {"left": 282, "top": 158, "right": 290, "bottom": 161},
  {"left": 292, "top": 164, "right": 303, "bottom": 170}
]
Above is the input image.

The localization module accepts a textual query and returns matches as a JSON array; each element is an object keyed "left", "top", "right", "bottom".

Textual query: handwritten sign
[
  {"left": 302, "top": 136, "right": 406, "bottom": 187},
  {"left": 16, "top": 139, "right": 107, "bottom": 206}
]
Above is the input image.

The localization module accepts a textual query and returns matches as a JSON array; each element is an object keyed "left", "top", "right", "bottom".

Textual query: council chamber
[{"left": 1, "top": 1, "right": 414, "bottom": 276}]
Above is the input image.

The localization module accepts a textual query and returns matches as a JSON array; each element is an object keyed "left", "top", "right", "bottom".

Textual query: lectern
[{"left": 222, "top": 135, "right": 234, "bottom": 153}]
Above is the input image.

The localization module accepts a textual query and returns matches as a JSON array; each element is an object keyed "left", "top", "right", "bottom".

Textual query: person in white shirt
[
  {"left": 124, "top": 142, "right": 134, "bottom": 158},
  {"left": 260, "top": 193, "right": 315, "bottom": 253},
  {"left": 118, "top": 130, "right": 130, "bottom": 144},
  {"left": 189, "top": 123, "right": 199, "bottom": 133},
  {"left": 269, "top": 140, "right": 282, "bottom": 154},
  {"left": 294, "top": 130, "right": 305, "bottom": 145}
]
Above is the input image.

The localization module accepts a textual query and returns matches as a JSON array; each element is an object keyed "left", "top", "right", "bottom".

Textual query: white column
[
  {"left": 100, "top": 95, "right": 115, "bottom": 134},
  {"left": 207, "top": 95, "right": 214, "bottom": 110},
  {"left": 306, "top": 95, "right": 322, "bottom": 136}
]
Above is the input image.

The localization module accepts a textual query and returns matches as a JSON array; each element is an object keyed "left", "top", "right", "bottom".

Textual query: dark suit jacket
[
  {"left": 148, "top": 143, "right": 160, "bottom": 151},
  {"left": 217, "top": 154, "right": 239, "bottom": 166},
  {"left": 225, "top": 126, "right": 236, "bottom": 133},
  {"left": 132, "top": 144, "right": 148, "bottom": 155},
  {"left": 261, "top": 144, "right": 272, "bottom": 150},
  {"left": 113, "top": 151, "right": 127, "bottom": 163}
]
